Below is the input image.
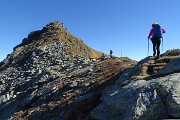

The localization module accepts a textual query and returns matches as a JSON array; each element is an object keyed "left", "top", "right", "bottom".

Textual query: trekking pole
[
  {"left": 162, "top": 37, "right": 163, "bottom": 51},
  {"left": 147, "top": 39, "right": 149, "bottom": 56}
]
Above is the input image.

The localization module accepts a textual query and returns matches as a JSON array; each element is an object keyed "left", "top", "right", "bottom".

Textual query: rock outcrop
[{"left": 91, "top": 50, "right": 180, "bottom": 120}]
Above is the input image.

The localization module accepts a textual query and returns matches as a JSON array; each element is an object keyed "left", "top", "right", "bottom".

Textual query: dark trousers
[{"left": 151, "top": 37, "right": 161, "bottom": 57}]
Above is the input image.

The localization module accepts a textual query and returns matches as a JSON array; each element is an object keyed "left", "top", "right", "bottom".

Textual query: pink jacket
[{"left": 148, "top": 28, "right": 166, "bottom": 39}]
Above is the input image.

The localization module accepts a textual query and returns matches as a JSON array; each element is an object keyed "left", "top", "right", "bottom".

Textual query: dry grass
[
  {"left": 13, "top": 25, "right": 104, "bottom": 60},
  {"left": 162, "top": 49, "right": 180, "bottom": 56}
]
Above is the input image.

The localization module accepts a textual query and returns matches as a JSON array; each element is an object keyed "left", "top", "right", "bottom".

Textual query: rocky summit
[{"left": 0, "top": 21, "right": 180, "bottom": 120}]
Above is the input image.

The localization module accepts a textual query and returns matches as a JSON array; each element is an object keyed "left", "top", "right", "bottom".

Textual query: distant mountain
[{"left": 0, "top": 21, "right": 180, "bottom": 120}]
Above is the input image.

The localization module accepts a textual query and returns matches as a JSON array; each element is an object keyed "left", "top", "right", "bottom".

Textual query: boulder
[{"left": 91, "top": 80, "right": 167, "bottom": 120}]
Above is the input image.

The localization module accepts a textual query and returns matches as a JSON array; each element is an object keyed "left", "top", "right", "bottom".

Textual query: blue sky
[{"left": 0, "top": 0, "right": 180, "bottom": 61}]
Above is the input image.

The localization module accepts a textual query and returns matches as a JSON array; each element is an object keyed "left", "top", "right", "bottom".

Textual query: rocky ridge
[
  {"left": 0, "top": 21, "right": 136, "bottom": 120},
  {"left": 0, "top": 21, "right": 103, "bottom": 70},
  {"left": 91, "top": 49, "right": 180, "bottom": 120},
  {"left": 1, "top": 20, "right": 180, "bottom": 120}
]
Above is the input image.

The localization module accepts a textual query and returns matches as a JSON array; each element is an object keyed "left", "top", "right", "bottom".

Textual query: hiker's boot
[{"left": 157, "top": 55, "right": 160, "bottom": 59}]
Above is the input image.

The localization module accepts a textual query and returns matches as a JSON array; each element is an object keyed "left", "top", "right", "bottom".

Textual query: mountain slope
[
  {"left": 1, "top": 20, "right": 180, "bottom": 120},
  {"left": 0, "top": 21, "right": 103, "bottom": 70},
  {"left": 91, "top": 49, "right": 180, "bottom": 120},
  {"left": 0, "top": 21, "right": 137, "bottom": 120}
]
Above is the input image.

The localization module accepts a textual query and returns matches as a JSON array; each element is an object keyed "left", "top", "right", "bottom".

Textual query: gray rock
[
  {"left": 91, "top": 80, "right": 167, "bottom": 120},
  {"left": 91, "top": 72, "right": 180, "bottom": 119},
  {"left": 91, "top": 102, "right": 123, "bottom": 120},
  {"left": 157, "top": 57, "right": 180, "bottom": 75},
  {"left": 155, "top": 73, "right": 180, "bottom": 117},
  {"left": 84, "top": 83, "right": 90, "bottom": 87},
  {"left": 116, "top": 57, "right": 151, "bottom": 85},
  {"left": 69, "top": 81, "right": 79, "bottom": 88}
]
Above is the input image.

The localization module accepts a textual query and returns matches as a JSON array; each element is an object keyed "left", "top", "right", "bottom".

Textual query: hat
[{"left": 152, "top": 22, "right": 158, "bottom": 27}]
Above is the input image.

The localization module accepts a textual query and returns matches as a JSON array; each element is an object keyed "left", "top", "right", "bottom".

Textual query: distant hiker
[
  {"left": 148, "top": 22, "right": 166, "bottom": 59},
  {"left": 110, "top": 49, "right": 113, "bottom": 58}
]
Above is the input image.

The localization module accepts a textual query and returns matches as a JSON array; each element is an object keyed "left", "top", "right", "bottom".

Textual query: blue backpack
[{"left": 153, "top": 24, "right": 162, "bottom": 38}]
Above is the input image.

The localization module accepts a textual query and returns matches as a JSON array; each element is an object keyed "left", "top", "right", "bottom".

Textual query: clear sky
[{"left": 0, "top": 0, "right": 180, "bottom": 61}]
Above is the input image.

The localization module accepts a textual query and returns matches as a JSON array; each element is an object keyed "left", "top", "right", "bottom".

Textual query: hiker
[
  {"left": 148, "top": 22, "right": 166, "bottom": 58},
  {"left": 110, "top": 49, "right": 113, "bottom": 58}
]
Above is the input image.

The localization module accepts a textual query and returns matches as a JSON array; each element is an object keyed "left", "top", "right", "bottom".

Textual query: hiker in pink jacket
[{"left": 148, "top": 22, "right": 166, "bottom": 58}]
